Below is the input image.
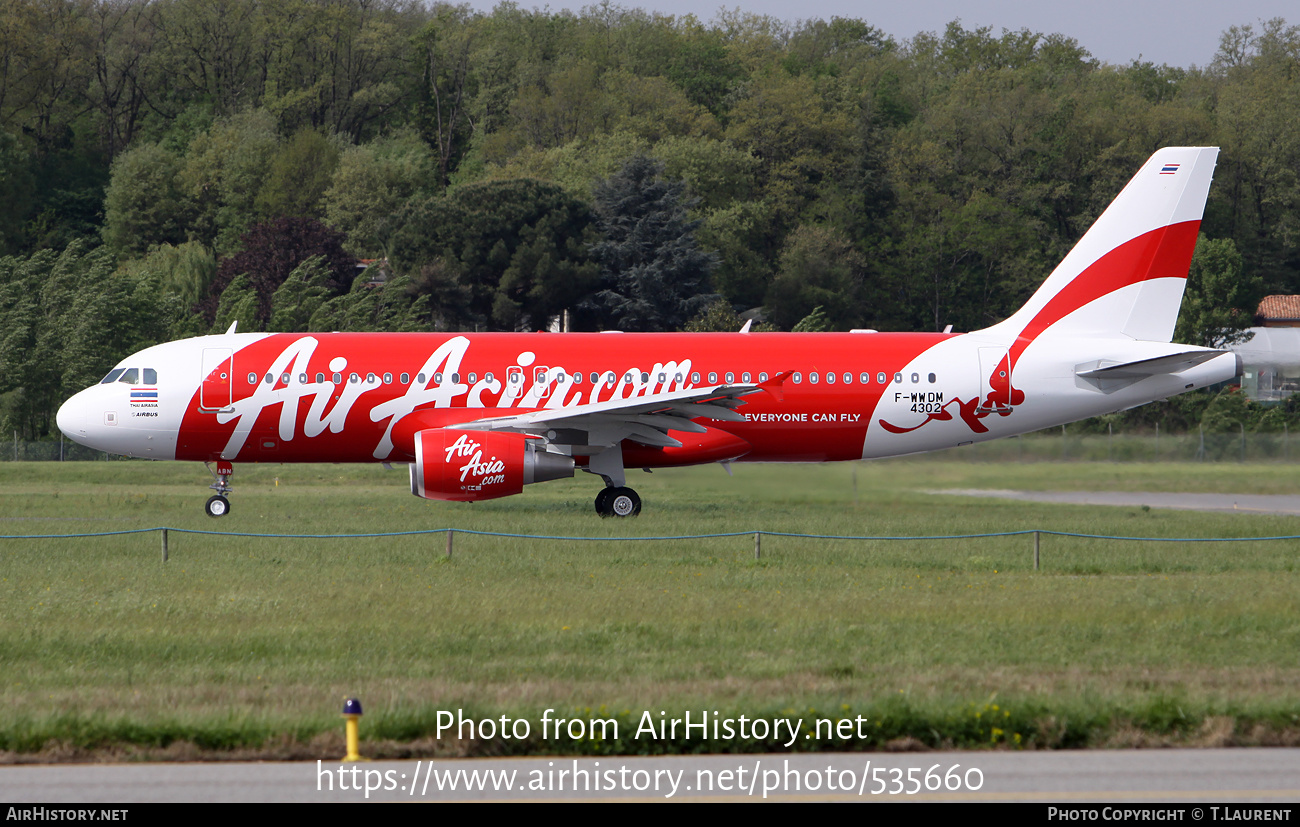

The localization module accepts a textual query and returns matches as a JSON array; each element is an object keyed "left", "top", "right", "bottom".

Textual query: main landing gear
[
  {"left": 204, "top": 459, "right": 234, "bottom": 518},
  {"left": 595, "top": 486, "right": 641, "bottom": 518}
]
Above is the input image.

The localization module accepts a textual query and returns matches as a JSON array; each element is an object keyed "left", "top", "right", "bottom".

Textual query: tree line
[{"left": 1, "top": 1, "right": 1297, "bottom": 440}]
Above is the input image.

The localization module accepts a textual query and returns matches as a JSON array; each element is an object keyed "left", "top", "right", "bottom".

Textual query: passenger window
[
  {"left": 810, "top": 372, "right": 819, "bottom": 384},
  {"left": 467, "top": 372, "right": 476, "bottom": 384},
  {"left": 928, "top": 373, "right": 936, "bottom": 383},
  {"left": 741, "top": 372, "right": 751, "bottom": 383},
  {"left": 708, "top": 372, "right": 717, "bottom": 384},
  {"left": 417, "top": 373, "right": 426, "bottom": 384},
  {"left": 556, "top": 373, "right": 566, "bottom": 384},
  {"left": 675, "top": 373, "right": 683, "bottom": 383},
  {"left": 692, "top": 372, "right": 700, "bottom": 383},
  {"left": 118, "top": 368, "right": 139, "bottom": 384},
  {"left": 860, "top": 372, "right": 869, "bottom": 384},
  {"left": 143, "top": 368, "right": 157, "bottom": 384},
  {"left": 893, "top": 373, "right": 902, "bottom": 384},
  {"left": 349, "top": 373, "right": 359, "bottom": 384},
  {"left": 247, "top": 372, "right": 257, "bottom": 385},
  {"left": 451, "top": 373, "right": 460, "bottom": 383},
  {"left": 589, "top": 372, "right": 599, "bottom": 384},
  {"left": 434, "top": 372, "right": 443, "bottom": 383},
  {"left": 759, "top": 372, "right": 768, "bottom": 382},
  {"left": 101, "top": 369, "right": 125, "bottom": 384},
  {"left": 877, "top": 372, "right": 886, "bottom": 384},
  {"left": 911, "top": 373, "right": 919, "bottom": 383},
  {"left": 640, "top": 372, "right": 649, "bottom": 383},
  {"left": 725, "top": 372, "right": 734, "bottom": 383},
  {"left": 606, "top": 372, "right": 616, "bottom": 386},
  {"left": 280, "top": 373, "right": 290, "bottom": 385},
  {"left": 298, "top": 373, "right": 307, "bottom": 384},
  {"left": 316, "top": 373, "right": 325, "bottom": 384},
  {"left": 400, "top": 373, "right": 410, "bottom": 384},
  {"left": 264, "top": 373, "right": 273, "bottom": 385},
  {"left": 658, "top": 373, "right": 666, "bottom": 383},
  {"left": 332, "top": 372, "right": 342, "bottom": 384},
  {"left": 367, "top": 373, "right": 377, "bottom": 384},
  {"left": 485, "top": 372, "right": 494, "bottom": 383},
  {"left": 826, "top": 372, "right": 835, "bottom": 384},
  {"left": 844, "top": 372, "right": 852, "bottom": 384},
  {"left": 793, "top": 372, "right": 802, "bottom": 384},
  {"left": 383, "top": 373, "right": 392, "bottom": 384},
  {"left": 572, "top": 372, "right": 581, "bottom": 384}
]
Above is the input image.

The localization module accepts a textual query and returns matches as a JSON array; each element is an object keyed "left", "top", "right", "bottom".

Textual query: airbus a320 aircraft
[{"left": 57, "top": 147, "right": 1239, "bottom": 518}]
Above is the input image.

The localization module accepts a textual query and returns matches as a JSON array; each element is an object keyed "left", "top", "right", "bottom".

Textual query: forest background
[{"left": 0, "top": 0, "right": 1296, "bottom": 443}]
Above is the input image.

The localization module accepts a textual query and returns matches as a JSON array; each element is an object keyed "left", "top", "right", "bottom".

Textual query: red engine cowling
[{"left": 409, "top": 429, "right": 574, "bottom": 502}]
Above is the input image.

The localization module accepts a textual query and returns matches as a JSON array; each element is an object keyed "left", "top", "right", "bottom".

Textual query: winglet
[
  {"left": 225, "top": 321, "right": 238, "bottom": 334},
  {"left": 759, "top": 370, "right": 792, "bottom": 402}
]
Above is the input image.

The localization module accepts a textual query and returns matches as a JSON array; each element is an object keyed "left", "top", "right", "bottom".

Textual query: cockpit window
[
  {"left": 143, "top": 368, "right": 157, "bottom": 384},
  {"left": 100, "top": 368, "right": 125, "bottom": 384},
  {"left": 117, "top": 368, "right": 139, "bottom": 384}
]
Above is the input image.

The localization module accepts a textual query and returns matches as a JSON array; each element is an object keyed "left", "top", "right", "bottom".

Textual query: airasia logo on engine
[
  {"left": 443, "top": 433, "right": 507, "bottom": 486},
  {"left": 414, "top": 429, "right": 525, "bottom": 501}
]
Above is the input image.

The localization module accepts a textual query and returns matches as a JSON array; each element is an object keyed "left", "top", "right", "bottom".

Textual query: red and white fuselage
[{"left": 55, "top": 147, "right": 1241, "bottom": 515}]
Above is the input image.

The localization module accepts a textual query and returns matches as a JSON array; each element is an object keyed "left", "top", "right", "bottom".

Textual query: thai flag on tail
[{"left": 1160, "top": 163, "right": 1180, "bottom": 174}]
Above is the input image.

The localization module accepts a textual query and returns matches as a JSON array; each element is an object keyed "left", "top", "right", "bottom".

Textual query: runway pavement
[
  {"left": 3, "top": 749, "right": 1299, "bottom": 802},
  {"left": 934, "top": 489, "right": 1300, "bottom": 517}
]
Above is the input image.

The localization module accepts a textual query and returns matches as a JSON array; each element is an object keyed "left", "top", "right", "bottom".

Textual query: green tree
[
  {"left": 1175, "top": 235, "right": 1260, "bottom": 348},
  {"left": 390, "top": 178, "right": 599, "bottom": 330},
  {"left": 255, "top": 128, "right": 341, "bottom": 219},
  {"left": 101, "top": 141, "right": 191, "bottom": 257},
  {"left": 323, "top": 129, "right": 440, "bottom": 257},
  {"left": 585, "top": 155, "right": 716, "bottom": 330},
  {"left": 765, "top": 225, "right": 865, "bottom": 330}
]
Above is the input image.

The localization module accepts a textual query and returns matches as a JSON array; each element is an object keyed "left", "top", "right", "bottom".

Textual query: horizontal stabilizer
[{"left": 1076, "top": 350, "right": 1224, "bottom": 380}]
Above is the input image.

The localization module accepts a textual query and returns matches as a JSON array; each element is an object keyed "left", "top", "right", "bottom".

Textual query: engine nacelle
[{"left": 409, "top": 429, "right": 574, "bottom": 502}]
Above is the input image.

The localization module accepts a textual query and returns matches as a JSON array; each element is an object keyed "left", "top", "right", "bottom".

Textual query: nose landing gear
[{"left": 204, "top": 459, "right": 234, "bottom": 517}]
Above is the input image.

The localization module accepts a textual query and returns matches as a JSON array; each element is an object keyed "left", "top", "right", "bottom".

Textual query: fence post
[
  {"left": 1198, "top": 426, "right": 1204, "bottom": 462},
  {"left": 1240, "top": 422, "right": 1245, "bottom": 463},
  {"left": 1061, "top": 425, "right": 1067, "bottom": 460},
  {"left": 160, "top": 528, "right": 168, "bottom": 563},
  {"left": 1033, "top": 531, "right": 1040, "bottom": 571},
  {"left": 12, "top": 431, "right": 16, "bottom": 462},
  {"left": 446, "top": 529, "right": 453, "bottom": 558},
  {"left": 1286, "top": 423, "right": 1289, "bottom": 461},
  {"left": 754, "top": 532, "right": 761, "bottom": 559},
  {"left": 1108, "top": 422, "right": 1113, "bottom": 462}
]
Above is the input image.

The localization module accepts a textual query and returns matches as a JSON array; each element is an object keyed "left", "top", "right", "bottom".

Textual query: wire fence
[
  {"left": 4, "top": 526, "right": 1300, "bottom": 569},
  {"left": 5, "top": 427, "right": 1298, "bottom": 464}
]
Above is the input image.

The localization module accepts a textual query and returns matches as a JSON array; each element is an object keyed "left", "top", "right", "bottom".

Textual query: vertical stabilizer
[{"left": 983, "top": 147, "right": 1218, "bottom": 345}]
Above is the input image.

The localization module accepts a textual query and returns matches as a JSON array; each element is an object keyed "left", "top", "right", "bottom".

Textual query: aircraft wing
[{"left": 449, "top": 380, "right": 778, "bottom": 449}]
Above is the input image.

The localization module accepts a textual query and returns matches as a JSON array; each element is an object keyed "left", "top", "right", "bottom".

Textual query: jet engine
[{"left": 409, "top": 429, "right": 574, "bottom": 502}]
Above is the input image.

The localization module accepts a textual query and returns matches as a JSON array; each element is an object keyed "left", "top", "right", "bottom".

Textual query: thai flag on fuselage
[
  {"left": 131, "top": 387, "right": 158, "bottom": 399},
  {"left": 1160, "top": 163, "right": 1180, "bottom": 174}
]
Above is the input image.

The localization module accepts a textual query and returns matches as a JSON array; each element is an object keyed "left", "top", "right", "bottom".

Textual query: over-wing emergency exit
[{"left": 57, "top": 147, "right": 1239, "bottom": 517}]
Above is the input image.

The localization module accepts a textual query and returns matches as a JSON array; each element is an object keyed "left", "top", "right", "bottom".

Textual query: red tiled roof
[{"left": 1256, "top": 295, "right": 1300, "bottom": 320}]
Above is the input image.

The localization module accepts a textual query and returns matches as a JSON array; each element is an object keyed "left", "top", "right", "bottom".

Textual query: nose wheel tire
[
  {"left": 205, "top": 495, "right": 231, "bottom": 518},
  {"left": 595, "top": 486, "right": 640, "bottom": 518}
]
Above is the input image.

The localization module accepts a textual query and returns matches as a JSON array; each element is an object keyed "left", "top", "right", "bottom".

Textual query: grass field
[{"left": 2, "top": 454, "right": 1299, "bottom": 759}]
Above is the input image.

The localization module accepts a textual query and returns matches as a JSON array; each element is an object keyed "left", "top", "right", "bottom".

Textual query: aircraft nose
[{"left": 57, "top": 390, "right": 90, "bottom": 440}]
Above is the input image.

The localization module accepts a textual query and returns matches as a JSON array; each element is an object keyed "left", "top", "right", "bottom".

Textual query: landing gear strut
[
  {"left": 204, "top": 459, "right": 234, "bottom": 518},
  {"left": 595, "top": 486, "right": 641, "bottom": 518}
]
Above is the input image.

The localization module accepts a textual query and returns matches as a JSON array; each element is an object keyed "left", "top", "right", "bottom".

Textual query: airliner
[{"left": 57, "top": 147, "right": 1239, "bottom": 517}]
